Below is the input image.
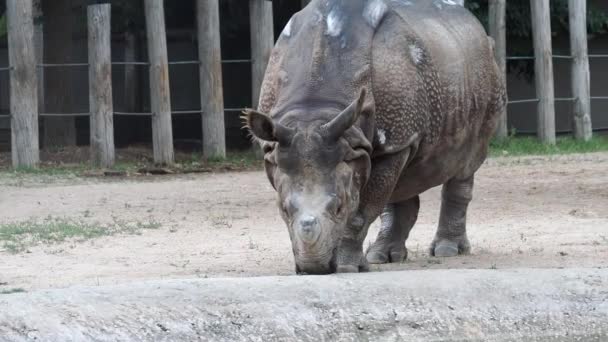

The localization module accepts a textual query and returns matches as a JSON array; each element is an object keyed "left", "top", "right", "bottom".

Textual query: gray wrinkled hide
[
  {"left": 254, "top": 0, "right": 507, "bottom": 272},
  {"left": 0, "top": 268, "right": 607, "bottom": 341},
  {"left": 260, "top": 0, "right": 505, "bottom": 182}
]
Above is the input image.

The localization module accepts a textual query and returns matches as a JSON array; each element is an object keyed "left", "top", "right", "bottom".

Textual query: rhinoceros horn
[
  {"left": 321, "top": 88, "right": 367, "bottom": 142},
  {"left": 244, "top": 109, "right": 295, "bottom": 145}
]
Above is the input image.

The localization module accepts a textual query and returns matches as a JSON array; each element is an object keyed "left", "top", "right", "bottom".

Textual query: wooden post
[
  {"left": 249, "top": 0, "right": 274, "bottom": 110},
  {"left": 144, "top": 0, "right": 174, "bottom": 164},
  {"left": 568, "top": 0, "right": 593, "bottom": 141},
  {"left": 33, "top": 0, "right": 44, "bottom": 118},
  {"left": 197, "top": 0, "right": 226, "bottom": 159},
  {"left": 489, "top": 0, "right": 507, "bottom": 139},
  {"left": 249, "top": 0, "right": 274, "bottom": 157},
  {"left": 88, "top": 4, "right": 115, "bottom": 167},
  {"left": 7, "top": 0, "right": 39, "bottom": 167},
  {"left": 530, "top": 0, "right": 556, "bottom": 144}
]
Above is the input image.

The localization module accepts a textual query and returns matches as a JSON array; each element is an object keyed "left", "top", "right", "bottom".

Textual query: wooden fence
[
  {"left": 490, "top": 0, "right": 603, "bottom": 143},
  {"left": 1, "top": 0, "right": 605, "bottom": 168},
  {"left": 2, "top": 0, "right": 276, "bottom": 168}
]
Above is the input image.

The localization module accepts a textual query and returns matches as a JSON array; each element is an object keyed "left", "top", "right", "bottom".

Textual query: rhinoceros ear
[
  {"left": 243, "top": 109, "right": 295, "bottom": 144},
  {"left": 321, "top": 88, "right": 367, "bottom": 142}
]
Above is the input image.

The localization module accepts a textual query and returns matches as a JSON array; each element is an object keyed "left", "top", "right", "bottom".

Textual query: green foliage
[
  {"left": 489, "top": 135, "right": 608, "bottom": 157},
  {"left": 467, "top": 0, "right": 608, "bottom": 37},
  {"left": 466, "top": 0, "right": 608, "bottom": 79}
]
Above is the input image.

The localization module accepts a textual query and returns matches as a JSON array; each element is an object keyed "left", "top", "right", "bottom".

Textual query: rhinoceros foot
[
  {"left": 365, "top": 241, "right": 407, "bottom": 264},
  {"left": 430, "top": 237, "right": 471, "bottom": 257},
  {"left": 336, "top": 239, "right": 370, "bottom": 273}
]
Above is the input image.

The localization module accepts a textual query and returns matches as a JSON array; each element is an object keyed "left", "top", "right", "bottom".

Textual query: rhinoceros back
[
  {"left": 373, "top": 0, "right": 504, "bottom": 153},
  {"left": 259, "top": 0, "right": 380, "bottom": 119},
  {"left": 259, "top": 0, "right": 504, "bottom": 163}
]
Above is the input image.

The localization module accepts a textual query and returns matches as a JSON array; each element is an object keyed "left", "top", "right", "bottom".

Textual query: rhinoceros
[{"left": 245, "top": 0, "right": 506, "bottom": 274}]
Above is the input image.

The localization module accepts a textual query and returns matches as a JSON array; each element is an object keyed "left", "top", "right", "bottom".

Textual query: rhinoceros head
[{"left": 245, "top": 89, "right": 372, "bottom": 274}]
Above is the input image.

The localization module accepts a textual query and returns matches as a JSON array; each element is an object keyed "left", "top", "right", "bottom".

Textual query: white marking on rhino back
[
  {"left": 326, "top": 11, "right": 343, "bottom": 37},
  {"left": 282, "top": 18, "right": 293, "bottom": 37},
  {"left": 409, "top": 44, "right": 424, "bottom": 65},
  {"left": 364, "top": 0, "right": 388, "bottom": 29},
  {"left": 443, "top": 0, "right": 464, "bottom": 5},
  {"left": 377, "top": 129, "right": 387, "bottom": 145},
  {"left": 312, "top": 10, "right": 323, "bottom": 24}
]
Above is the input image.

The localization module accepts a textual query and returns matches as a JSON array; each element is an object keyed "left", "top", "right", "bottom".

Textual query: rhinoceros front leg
[
  {"left": 336, "top": 149, "right": 411, "bottom": 273},
  {"left": 430, "top": 175, "right": 474, "bottom": 257},
  {"left": 366, "top": 195, "right": 420, "bottom": 264}
]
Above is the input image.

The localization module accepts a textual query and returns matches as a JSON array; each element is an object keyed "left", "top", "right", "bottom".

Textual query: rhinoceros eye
[
  {"left": 329, "top": 194, "right": 344, "bottom": 217},
  {"left": 336, "top": 199, "right": 344, "bottom": 217},
  {"left": 262, "top": 143, "right": 274, "bottom": 154},
  {"left": 281, "top": 196, "right": 296, "bottom": 216}
]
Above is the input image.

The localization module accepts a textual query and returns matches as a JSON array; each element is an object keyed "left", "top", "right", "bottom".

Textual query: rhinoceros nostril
[
  {"left": 300, "top": 215, "right": 317, "bottom": 229},
  {"left": 298, "top": 215, "right": 319, "bottom": 242}
]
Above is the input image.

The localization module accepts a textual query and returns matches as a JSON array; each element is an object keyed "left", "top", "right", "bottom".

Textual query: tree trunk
[{"left": 42, "top": 0, "right": 76, "bottom": 148}]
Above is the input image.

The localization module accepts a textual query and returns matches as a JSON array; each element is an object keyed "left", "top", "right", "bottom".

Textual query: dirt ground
[{"left": 0, "top": 153, "right": 607, "bottom": 291}]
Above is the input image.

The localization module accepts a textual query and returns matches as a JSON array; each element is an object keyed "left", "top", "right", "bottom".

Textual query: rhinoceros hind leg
[
  {"left": 430, "top": 175, "right": 474, "bottom": 257},
  {"left": 366, "top": 196, "right": 420, "bottom": 264}
]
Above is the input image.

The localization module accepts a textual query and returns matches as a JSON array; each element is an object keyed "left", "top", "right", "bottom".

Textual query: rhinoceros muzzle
[
  {"left": 296, "top": 214, "right": 321, "bottom": 244},
  {"left": 295, "top": 249, "right": 338, "bottom": 275}
]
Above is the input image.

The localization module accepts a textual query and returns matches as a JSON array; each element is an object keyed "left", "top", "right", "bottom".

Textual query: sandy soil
[{"left": 0, "top": 153, "right": 607, "bottom": 291}]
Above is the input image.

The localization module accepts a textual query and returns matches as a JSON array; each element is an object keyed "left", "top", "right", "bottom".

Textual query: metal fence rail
[
  {"left": 0, "top": 59, "right": 253, "bottom": 121},
  {"left": 0, "top": 54, "right": 606, "bottom": 128},
  {"left": 504, "top": 54, "right": 608, "bottom": 107}
]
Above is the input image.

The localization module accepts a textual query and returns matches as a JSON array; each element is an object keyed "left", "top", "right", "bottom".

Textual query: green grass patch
[
  {"left": 180, "top": 151, "right": 261, "bottom": 171},
  {"left": 3, "top": 137, "right": 606, "bottom": 177},
  {"left": 0, "top": 288, "right": 26, "bottom": 295},
  {"left": 11, "top": 164, "right": 88, "bottom": 176},
  {"left": 0, "top": 216, "right": 161, "bottom": 254},
  {"left": 489, "top": 136, "right": 608, "bottom": 157},
  {"left": 0, "top": 150, "right": 262, "bottom": 178}
]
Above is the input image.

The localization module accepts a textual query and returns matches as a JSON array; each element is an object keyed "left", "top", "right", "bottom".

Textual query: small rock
[{"left": 408, "top": 322, "right": 422, "bottom": 329}]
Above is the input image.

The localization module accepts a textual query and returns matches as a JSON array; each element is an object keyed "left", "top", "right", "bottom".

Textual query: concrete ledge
[{"left": 1, "top": 268, "right": 607, "bottom": 341}]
